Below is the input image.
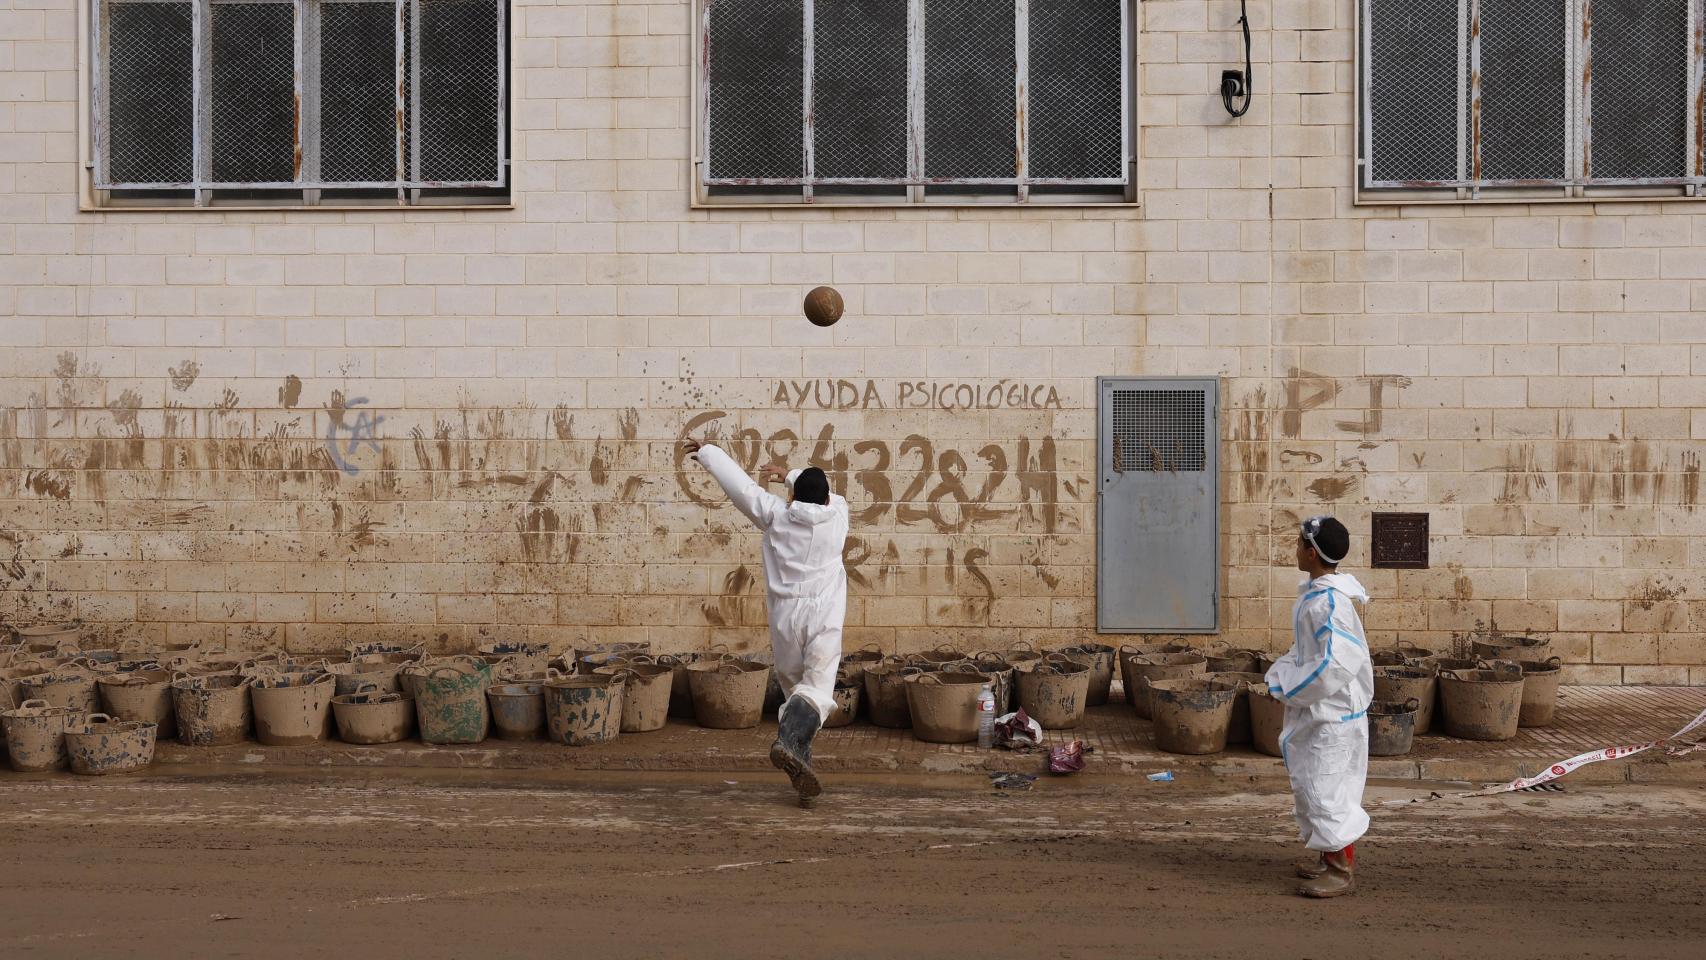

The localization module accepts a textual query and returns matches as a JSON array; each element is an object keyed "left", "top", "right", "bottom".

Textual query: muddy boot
[
  {"left": 770, "top": 695, "right": 822, "bottom": 802},
  {"left": 1295, "top": 853, "right": 1326, "bottom": 879},
  {"left": 1297, "top": 845, "right": 1355, "bottom": 898}
]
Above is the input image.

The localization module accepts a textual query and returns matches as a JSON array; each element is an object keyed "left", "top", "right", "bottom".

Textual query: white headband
[{"left": 1301, "top": 515, "right": 1346, "bottom": 565}]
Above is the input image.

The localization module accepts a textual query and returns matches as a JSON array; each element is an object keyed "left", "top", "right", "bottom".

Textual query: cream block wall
[{"left": 2, "top": 0, "right": 1706, "bottom": 684}]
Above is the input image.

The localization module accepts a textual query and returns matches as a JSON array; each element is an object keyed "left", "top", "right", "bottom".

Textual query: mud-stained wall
[{"left": 4, "top": 0, "right": 1706, "bottom": 684}]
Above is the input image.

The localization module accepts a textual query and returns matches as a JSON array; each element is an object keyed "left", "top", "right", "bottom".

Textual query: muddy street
[{"left": 0, "top": 769, "right": 1701, "bottom": 959}]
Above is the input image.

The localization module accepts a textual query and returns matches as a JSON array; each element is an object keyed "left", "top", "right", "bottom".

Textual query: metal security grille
[
  {"left": 1361, "top": 0, "right": 1706, "bottom": 195},
  {"left": 700, "top": 0, "right": 1130, "bottom": 201},
  {"left": 418, "top": 0, "right": 502, "bottom": 182},
  {"left": 813, "top": 0, "right": 908, "bottom": 179},
  {"left": 1365, "top": 0, "right": 1457, "bottom": 182},
  {"left": 704, "top": 0, "right": 803, "bottom": 180},
  {"left": 1478, "top": 0, "right": 1566, "bottom": 181},
  {"left": 210, "top": 1, "right": 296, "bottom": 184},
  {"left": 924, "top": 0, "right": 1016, "bottom": 180},
  {"left": 317, "top": 0, "right": 400, "bottom": 183},
  {"left": 1028, "top": 0, "right": 1123, "bottom": 180},
  {"left": 1110, "top": 389, "right": 1206, "bottom": 473},
  {"left": 105, "top": 2, "right": 195, "bottom": 184},
  {"left": 91, "top": 0, "right": 507, "bottom": 203},
  {"left": 1592, "top": 0, "right": 1689, "bottom": 180}
]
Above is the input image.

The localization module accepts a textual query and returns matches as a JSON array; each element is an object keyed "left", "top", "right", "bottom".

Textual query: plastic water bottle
[{"left": 976, "top": 685, "right": 997, "bottom": 748}]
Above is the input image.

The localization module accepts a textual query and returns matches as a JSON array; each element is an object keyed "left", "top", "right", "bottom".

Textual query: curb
[{"left": 146, "top": 740, "right": 1705, "bottom": 786}]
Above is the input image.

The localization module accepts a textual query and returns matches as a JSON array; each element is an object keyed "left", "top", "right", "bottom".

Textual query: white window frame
[
  {"left": 1357, "top": 0, "right": 1706, "bottom": 203},
  {"left": 82, "top": 0, "right": 509, "bottom": 208},
  {"left": 691, "top": 0, "right": 1137, "bottom": 207}
]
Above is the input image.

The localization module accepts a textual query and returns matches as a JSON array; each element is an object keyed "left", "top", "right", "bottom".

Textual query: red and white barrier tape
[{"left": 1377, "top": 703, "right": 1706, "bottom": 805}]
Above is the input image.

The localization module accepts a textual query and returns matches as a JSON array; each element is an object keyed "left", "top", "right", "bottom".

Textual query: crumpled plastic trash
[
  {"left": 1048, "top": 739, "right": 1087, "bottom": 774},
  {"left": 994, "top": 709, "right": 1044, "bottom": 751},
  {"left": 1146, "top": 770, "right": 1174, "bottom": 782},
  {"left": 989, "top": 771, "right": 1038, "bottom": 791}
]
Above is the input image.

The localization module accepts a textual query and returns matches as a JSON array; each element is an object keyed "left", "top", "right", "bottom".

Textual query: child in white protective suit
[
  {"left": 1264, "top": 515, "right": 1373, "bottom": 898},
  {"left": 682, "top": 436, "right": 849, "bottom": 804}
]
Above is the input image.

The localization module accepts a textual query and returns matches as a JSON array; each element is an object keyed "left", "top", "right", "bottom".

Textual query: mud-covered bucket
[
  {"left": 840, "top": 643, "right": 886, "bottom": 671},
  {"left": 97, "top": 669, "right": 176, "bottom": 740},
  {"left": 656, "top": 653, "right": 707, "bottom": 720},
  {"left": 685, "top": 660, "right": 769, "bottom": 730},
  {"left": 250, "top": 670, "right": 337, "bottom": 745},
  {"left": 486, "top": 681, "right": 546, "bottom": 740},
  {"left": 1372, "top": 640, "right": 1434, "bottom": 667},
  {"left": 1015, "top": 656, "right": 1091, "bottom": 729},
  {"left": 18, "top": 624, "right": 81, "bottom": 655},
  {"left": 544, "top": 673, "right": 625, "bottom": 745},
  {"left": 19, "top": 664, "right": 101, "bottom": 717},
  {"left": 1207, "top": 671, "right": 1264, "bottom": 745},
  {"left": 575, "top": 642, "right": 651, "bottom": 674},
  {"left": 1, "top": 658, "right": 52, "bottom": 711},
  {"left": 1116, "top": 643, "right": 1194, "bottom": 709},
  {"left": 1373, "top": 665, "right": 1438, "bottom": 735},
  {"left": 478, "top": 641, "right": 551, "bottom": 678},
  {"left": 1472, "top": 635, "right": 1552, "bottom": 663},
  {"left": 1051, "top": 643, "right": 1115, "bottom": 706},
  {"left": 1518, "top": 657, "right": 1564, "bottom": 727},
  {"left": 2, "top": 699, "right": 79, "bottom": 771},
  {"left": 909, "top": 644, "right": 966, "bottom": 667},
  {"left": 1204, "top": 641, "right": 1262, "bottom": 674},
  {"left": 903, "top": 671, "right": 986, "bottom": 744},
  {"left": 1148, "top": 678, "right": 1239, "bottom": 755},
  {"left": 1439, "top": 666, "right": 1525, "bottom": 741},
  {"left": 64, "top": 714, "right": 157, "bottom": 775},
  {"left": 414, "top": 658, "right": 494, "bottom": 744},
  {"left": 331, "top": 683, "right": 414, "bottom": 744},
  {"left": 170, "top": 673, "right": 252, "bottom": 745},
  {"left": 1367, "top": 698, "right": 1421, "bottom": 756},
  {"left": 967, "top": 653, "right": 1016, "bottom": 715},
  {"left": 332, "top": 652, "right": 421, "bottom": 696},
  {"left": 1126, "top": 653, "right": 1208, "bottom": 720},
  {"left": 1247, "top": 684, "right": 1285, "bottom": 757},
  {"left": 862, "top": 659, "right": 922, "bottom": 729},
  {"left": 595, "top": 662, "right": 672, "bottom": 733},
  {"left": 824, "top": 672, "right": 863, "bottom": 728}
]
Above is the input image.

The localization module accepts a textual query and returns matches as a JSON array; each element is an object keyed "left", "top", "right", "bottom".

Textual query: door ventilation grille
[{"left": 1111, "top": 389, "right": 1206, "bottom": 472}]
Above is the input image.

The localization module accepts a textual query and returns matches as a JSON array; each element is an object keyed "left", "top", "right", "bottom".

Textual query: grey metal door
[{"left": 1097, "top": 377, "right": 1219, "bottom": 633}]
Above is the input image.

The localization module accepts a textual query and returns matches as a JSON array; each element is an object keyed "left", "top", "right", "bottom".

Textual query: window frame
[
  {"left": 81, "top": 0, "right": 510, "bottom": 210},
  {"left": 1356, "top": 0, "right": 1706, "bottom": 204},
  {"left": 690, "top": 0, "right": 1138, "bottom": 207}
]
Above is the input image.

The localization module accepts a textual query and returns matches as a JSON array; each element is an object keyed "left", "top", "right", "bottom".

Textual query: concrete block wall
[{"left": 2, "top": 0, "right": 1705, "bottom": 684}]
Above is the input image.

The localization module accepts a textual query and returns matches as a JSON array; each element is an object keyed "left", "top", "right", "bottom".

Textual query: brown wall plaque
[{"left": 1371, "top": 512, "right": 1429, "bottom": 569}]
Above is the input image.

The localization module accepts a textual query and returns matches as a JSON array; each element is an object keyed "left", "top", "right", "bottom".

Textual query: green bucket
[{"left": 413, "top": 658, "right": 493, "bottom": 744}]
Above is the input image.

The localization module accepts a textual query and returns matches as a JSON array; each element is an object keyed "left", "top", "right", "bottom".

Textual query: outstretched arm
[{"left": 684, "top": 439, "right": 784, "bottom": 529}]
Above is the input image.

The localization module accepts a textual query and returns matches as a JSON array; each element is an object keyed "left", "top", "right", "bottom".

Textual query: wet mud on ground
[{"left": 1, "top": 768, "right": 1702, "bottom": 959}]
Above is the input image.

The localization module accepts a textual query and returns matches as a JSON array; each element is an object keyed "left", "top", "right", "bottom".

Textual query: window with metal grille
[
  {"left": 1360, "top": 0, "right": 1703, "bottom": 200},
  {"left": 697, "top": 0, "right": 1132, "bottom": 204},
  {"left": 91, "top": 0, "right": 507, "bottom": 206}
]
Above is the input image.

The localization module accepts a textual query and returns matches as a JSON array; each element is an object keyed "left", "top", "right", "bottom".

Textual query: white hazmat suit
[
  {"left": 695, "top": 444, "right": 849, "bottom": 725},
  {"left": 1264, "top": 572, "right": 1374, "bottom": 853}
]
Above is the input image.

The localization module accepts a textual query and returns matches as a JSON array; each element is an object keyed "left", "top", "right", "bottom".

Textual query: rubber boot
[
  {"left": 1296, "top": 844, "right": 1355, "bottom": 898},
  {"left": 770, "top": 694, "right": 822, "bottom": 802},
  {"left": 1295, "top": 853, "right": 1326, "bottom": 880}
]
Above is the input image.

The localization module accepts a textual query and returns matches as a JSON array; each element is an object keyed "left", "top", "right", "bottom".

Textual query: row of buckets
[
  {"left": 0, "top": 635, "right": 812, "bottom": 766},
  {"left": 1114, "top": 636, "right": 1564, "bottom": 757},
  {"left": 2, "top": 623, "right": 1567, "bottom": 770}
]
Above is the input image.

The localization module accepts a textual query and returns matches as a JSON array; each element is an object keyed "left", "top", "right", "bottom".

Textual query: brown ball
[{"left": 803, "top": 286, "right": 844, "bottom": 327}]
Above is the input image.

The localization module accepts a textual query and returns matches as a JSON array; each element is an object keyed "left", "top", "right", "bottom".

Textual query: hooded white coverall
[
  {"left": 695, "top": 444, "right": 849, "bottom": 725},
  {"left": 1264, "top": 572, "right": 1374, "bottom": 852}
]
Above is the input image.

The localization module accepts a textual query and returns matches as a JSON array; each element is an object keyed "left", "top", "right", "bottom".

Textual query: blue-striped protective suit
[{"left": 1264, "top": 573, "right": 1374, "bottom": 852}]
